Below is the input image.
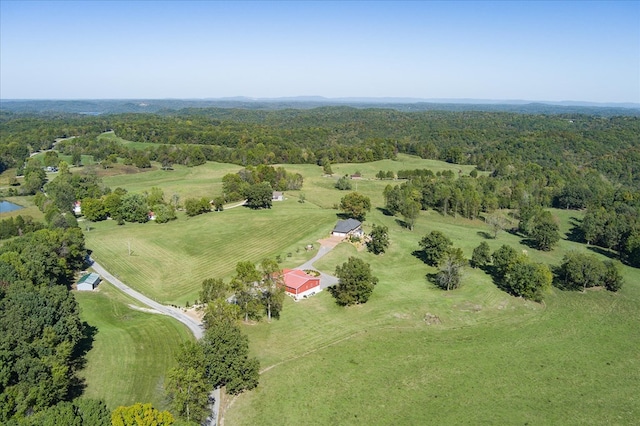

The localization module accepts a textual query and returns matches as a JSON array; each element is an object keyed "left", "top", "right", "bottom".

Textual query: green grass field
[
  {"left": 79, "top": 155, "right": 639, "bottom": 424},
  {"left": 225, "top": 206, "right": 640, "bottom": 425},
  {"left": 74, "top": 281, "right": 193, "bottom": 411}
]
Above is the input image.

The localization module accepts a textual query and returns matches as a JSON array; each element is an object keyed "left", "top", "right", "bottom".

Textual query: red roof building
[{"left": 282, "top": 269, "right": 321, "bottom": 300}]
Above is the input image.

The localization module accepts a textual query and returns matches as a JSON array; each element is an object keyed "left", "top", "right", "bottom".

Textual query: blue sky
[{"left": 1, "top": 1, "right": 638, "bottom": 102}]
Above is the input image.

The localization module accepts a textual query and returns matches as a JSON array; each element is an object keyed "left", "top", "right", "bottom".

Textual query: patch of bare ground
[{"left": 424, "top": 313, "right": 442, "bottom": 325}]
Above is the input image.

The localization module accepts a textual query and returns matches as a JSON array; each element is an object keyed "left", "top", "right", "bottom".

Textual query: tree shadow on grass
[
  {"left": 587, "top": 245, "right": 619, "bottom": 261},
  {"left": 68, "top": 321, "right": 98, "bottom": 399},
  {"left": 412, "top": 249, "right": 429, "bottom": 265},
  {"left": 565, "top": 216, "right": 584, "bottom": 242},
  {"left": 477, "top": 231, "right": 494, "bottom": 240},
  {"left": 376, "top": 207, "right": 395, "bottom": 217},
  {"left": 395, "top": 218, "right": 412, "bottom": 230}
]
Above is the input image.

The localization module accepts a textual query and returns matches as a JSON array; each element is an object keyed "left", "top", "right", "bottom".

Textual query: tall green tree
[
  {"left": 418, "top": 231, "right": 453, "bottom": 266},
  {"left": 471, "top": 241, "right": 491, "bottom": 268},
  {"left": 367, "top": 224, "right": 390, "bottom": 255},
  {"left": 231, "top": 261, "right": 262, "bottom": 322},
  {"left": 245, "top": 182, "right": 273, "bottom": 209},
  {"left": 436, "top": 247, "right": 466, "bottom": 290},
  {"left": 200, "top": 321, "right": 260, "bottom": 395},
  {"left": 165, "top": 341, "right": 210, "bottom": 424},
  {"left": 329, "top": 257, "right": 378, "bottom": 306},
  {"left": 529, "top": 210, "right": 560, "bottom": 251},
  {"left": 260, "top": 258, "right": 285, "bottom": 321},
  {"left": 339, "top": 192, "right": 371, "bottom": 222}
]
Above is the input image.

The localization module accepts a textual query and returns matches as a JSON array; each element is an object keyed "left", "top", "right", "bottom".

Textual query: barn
[
  {"left": 282, "top": 269, "right": 321, "bottom": 300},
  {"left": 77, "top": 273, "right": 101, "bottom": 291}
]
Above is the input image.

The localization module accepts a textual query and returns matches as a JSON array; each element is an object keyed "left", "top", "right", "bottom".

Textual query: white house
[{"left": 272, "top": 191, "right": 284, "bottom": 201}]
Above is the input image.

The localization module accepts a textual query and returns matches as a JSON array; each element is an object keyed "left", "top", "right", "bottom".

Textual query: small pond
[{"left": 0, "top": 201, "right": 24, "bottom": 214}]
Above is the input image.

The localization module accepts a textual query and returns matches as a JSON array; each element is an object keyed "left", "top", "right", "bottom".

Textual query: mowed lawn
[
  {"left": 85, "top": 198, "right": 337, "bottom": 305},
  {"left": 74, "top": 282, "right": 193, "bottom": 411}
]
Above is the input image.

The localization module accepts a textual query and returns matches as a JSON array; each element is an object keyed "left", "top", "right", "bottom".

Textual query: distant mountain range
[{"left": 1, "top": 97, "right": 638, "bottom": 116}]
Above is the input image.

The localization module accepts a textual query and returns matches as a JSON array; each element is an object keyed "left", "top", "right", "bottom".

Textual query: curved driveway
[
  {"left": 89, "top": 259, "right": 219, "bottom": 424},
  {"left": 295, "top": 245, "right": 339, "bottom": 289}
]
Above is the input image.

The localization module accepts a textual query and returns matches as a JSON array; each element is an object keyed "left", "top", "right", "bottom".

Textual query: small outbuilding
[
  {"left": 331, "top": 218, "right": 363, "bottom": 238},
  {"left": 77, "top": 273, "right": 101, "bottom": 291},
  {"left": 282, "top": 269, "right": 321, "bottom": 300},
  {"left": 272, "top": 191, "right": 284, "bottom": 201}
]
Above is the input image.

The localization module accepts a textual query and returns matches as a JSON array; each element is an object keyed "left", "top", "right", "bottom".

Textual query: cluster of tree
[
  {"left": 0, "top": 215, "right": 43, "bottom": 240},
  {"left": 221, "top": 165, "right": 302, "bottom": 203},
  {"left": 375, "top": 170, "right": 396, "bottom": 180},
  {"left": 483, "top": 244, "right": 553, "bottom": 302},
  {"left": 383, "top": 183, "right": 422, "bottom": 230},
  {"left": 164, "top": 264, "right": 276, "bottom": 424},
  {"left": 4, "top": 398, "right": 111, "bottom": 426},
  {"left": 579, "top": 200, "right": 640, "bottom": 267},
  {"left": 328, "top": 257, "right": 378, "bottom": 306},
  {"left": 418, "top": 231, "right": 466, "bottom": 291},
  {"left": 516, "top": 203, "right": 561, "bottom": 251},
  {"left": 557, "top": 252, "right": 624, "bottom": 292},
  {"left": 0, "top": 216, "right": 93, "bottom": 422},
  {"left": 34, "top": 165, "right": 178, "bottom": 225},
  {"left": 339, "top": 192, "right": 371, "bottom": 222},
  {"left": 184, "top": 197, "right": 212, "bottom": 217}
]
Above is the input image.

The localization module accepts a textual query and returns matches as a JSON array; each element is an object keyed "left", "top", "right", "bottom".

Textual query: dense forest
[{"left": 2, "top": 107, "right": 639, "bottom": 187}]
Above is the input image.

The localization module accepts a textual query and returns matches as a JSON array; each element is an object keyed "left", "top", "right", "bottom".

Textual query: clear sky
[{"left": 1, "top": 1, "right": 638, "bottom": 103}]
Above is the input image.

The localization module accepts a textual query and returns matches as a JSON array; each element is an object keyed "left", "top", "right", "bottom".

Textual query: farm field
[
  {"left": 74, "top": 281, "right": 193, "bottom": 411},
  {"left": 225, "top": 207, "right": 640, "bottom": 425},
  {"left": 79, "top": 156, "right": 640, "bottom": 424}
]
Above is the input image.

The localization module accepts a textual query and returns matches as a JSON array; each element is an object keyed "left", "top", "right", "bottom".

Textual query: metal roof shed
[{"left": 77, "top": 273, "right": 101, "bottom": 291}]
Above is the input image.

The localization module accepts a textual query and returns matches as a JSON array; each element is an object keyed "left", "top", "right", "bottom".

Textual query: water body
[{"left": 0, "top": 201, "right": 24, "bottom": 214}]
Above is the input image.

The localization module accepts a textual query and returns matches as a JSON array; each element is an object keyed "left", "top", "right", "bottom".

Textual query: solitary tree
[
  {"left": 329, "top": 257, "right": 378, "bottom": 306},
  {"left": 335, "top": 175, "right": 352, "bottom": 190},
  {"left": 436, "top": 247, "right": 466, "bottom": 290},
  {"left": 419, "top": 231, "right": 453, "bottom": 266},
  {"left": 200, "top": 321, "right": 260, "bottom": 395},
  {"left": 339, "top": 192, "right": 371, "bottom": 222},
  {"left": 367, "top": 224, "right": 390, "bottom": 255}
]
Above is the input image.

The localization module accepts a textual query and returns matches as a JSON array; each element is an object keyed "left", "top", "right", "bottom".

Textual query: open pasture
[
  {"left": 84, "top": 156, "right": 639, "bottom": 424},
  {"left": 75, "top": 281, "right": 193, "bottom": 411},
  {"left": 227, "top": 206, "right": 640, "bottom": 425}
]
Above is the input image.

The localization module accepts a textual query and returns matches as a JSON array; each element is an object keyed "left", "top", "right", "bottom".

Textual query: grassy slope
[
  {"left": 82, "top": 155, "right": 639, "bottom": 424},
  {"left": 75, "top": 282, "right": 193, "bottom": 411},
  {"left": 226, "top": 206, "right": 640, "bottom": 425}
]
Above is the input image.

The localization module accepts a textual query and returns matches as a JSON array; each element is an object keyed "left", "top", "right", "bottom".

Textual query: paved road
[
  {"left": 89, "top": 259, "right": 220, "bottom": 425},
  {"left": 295, "top": 244, "right": 339, "bottom": 289}
]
